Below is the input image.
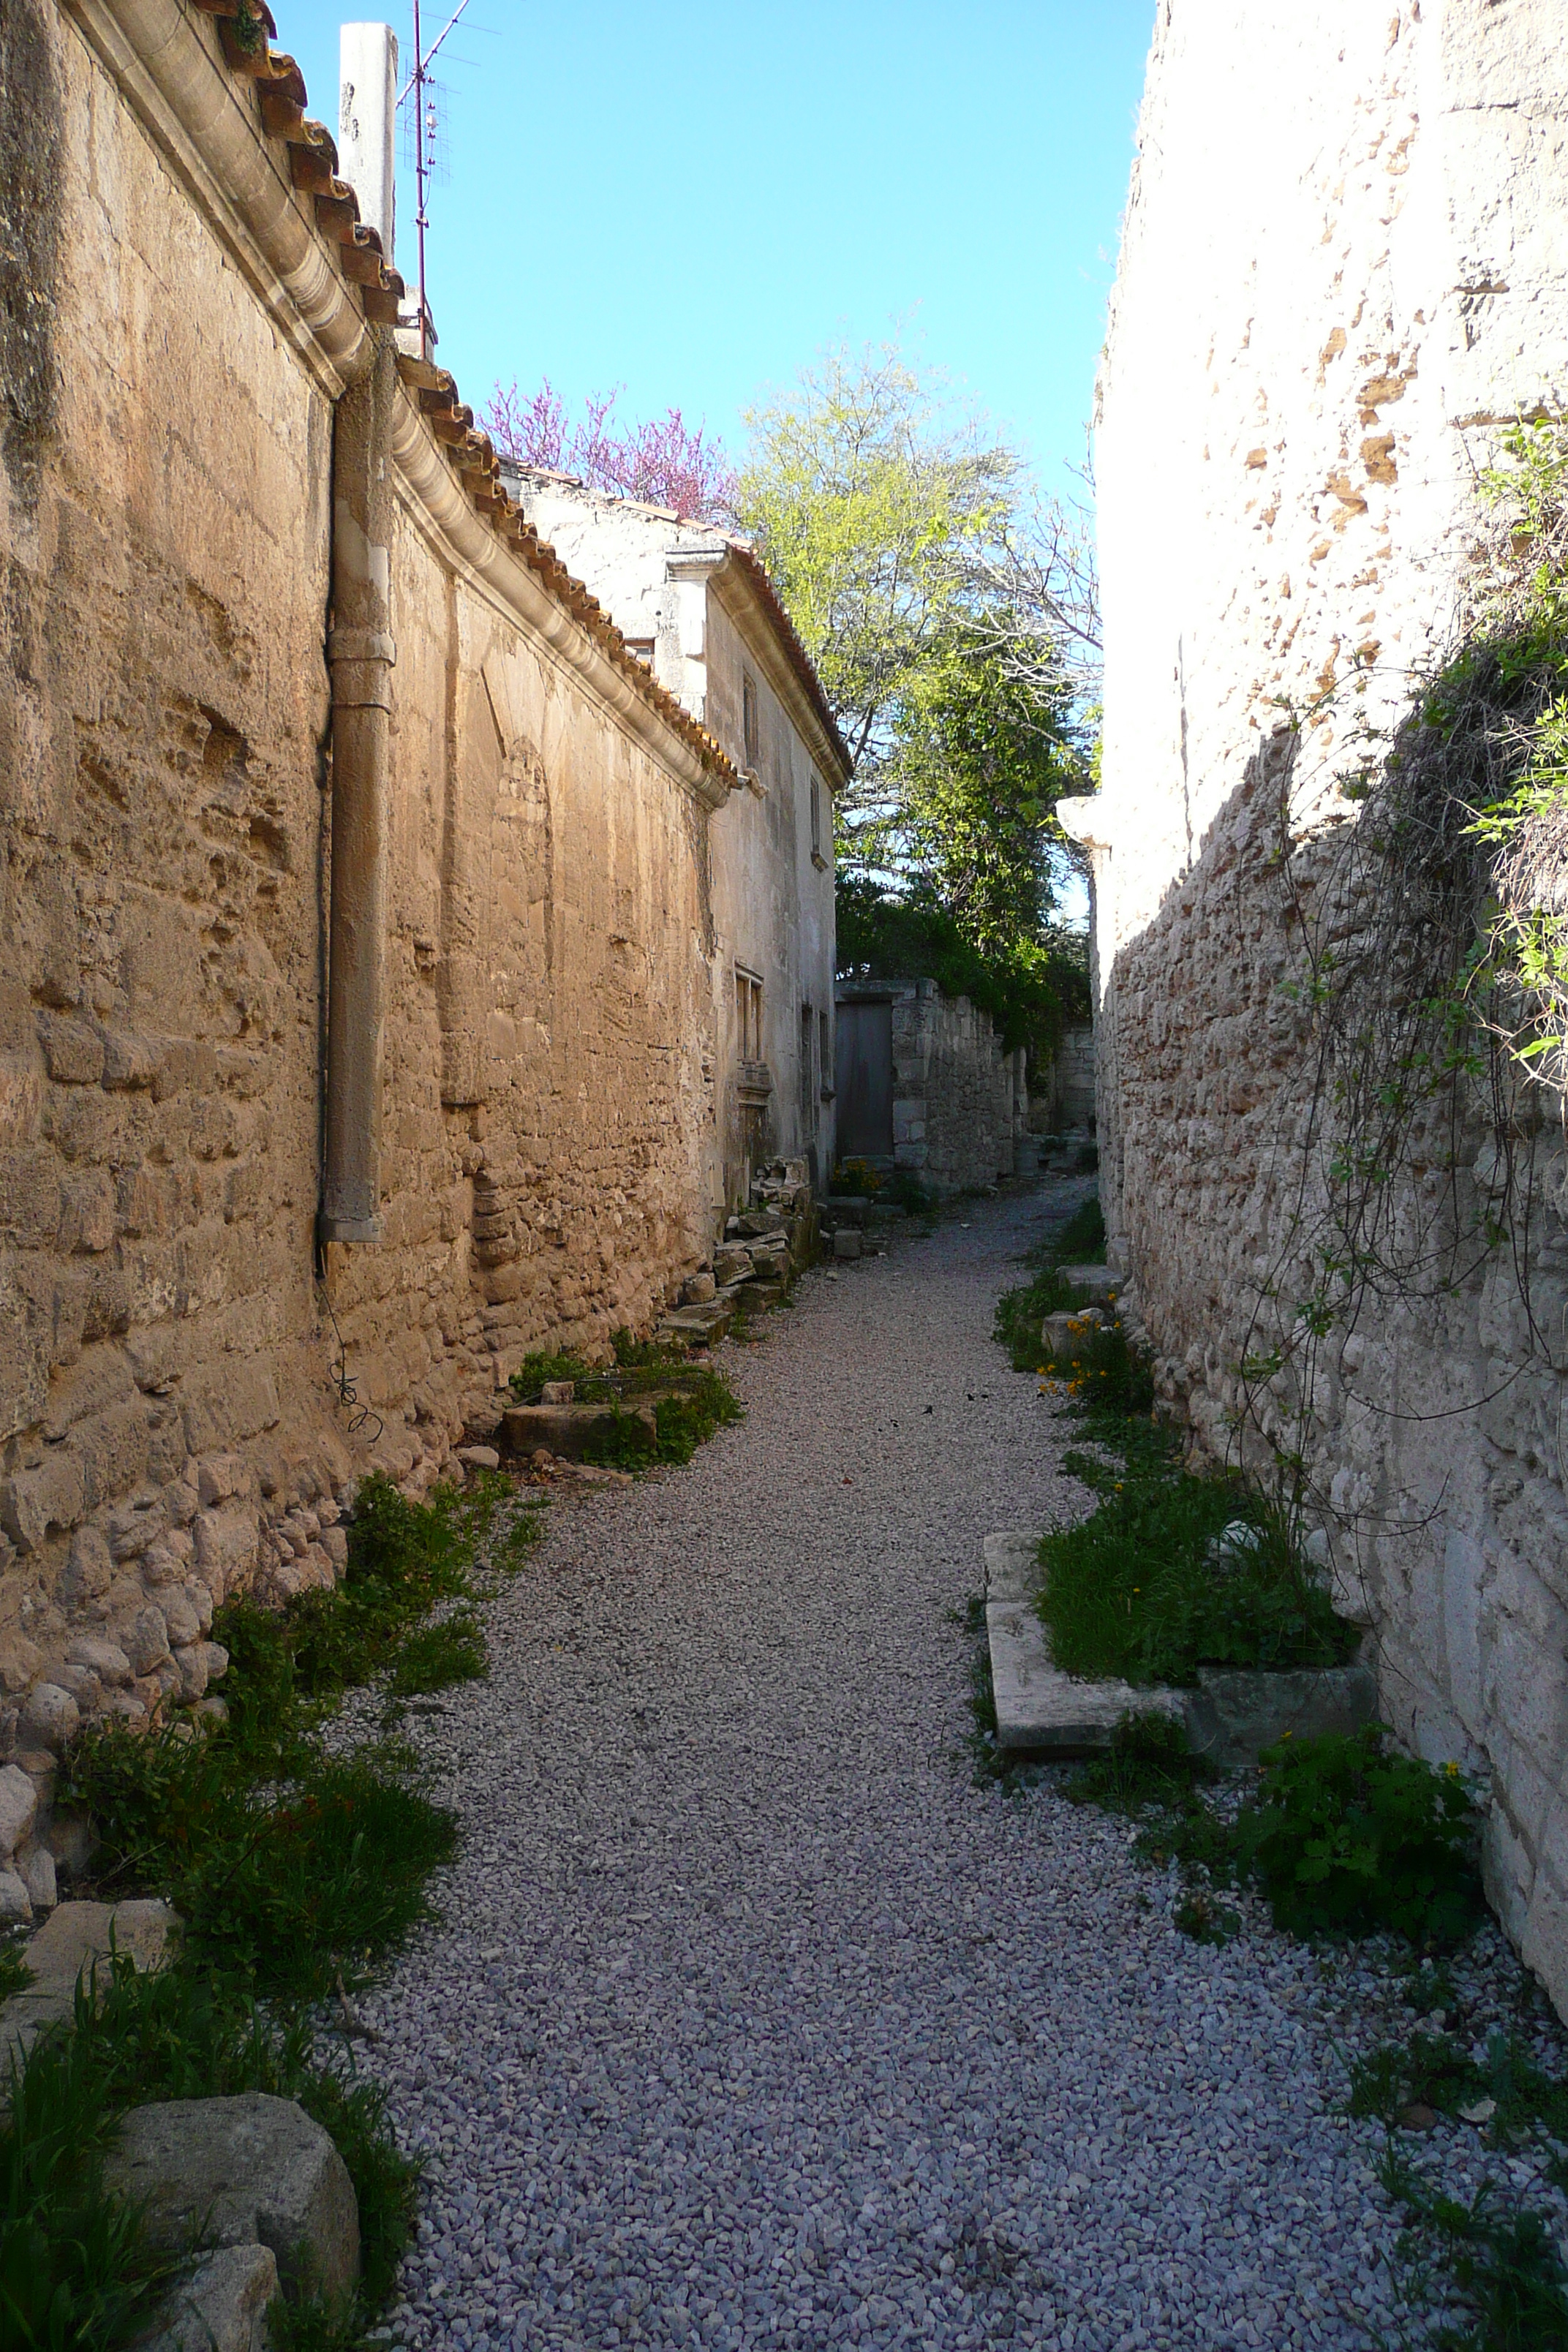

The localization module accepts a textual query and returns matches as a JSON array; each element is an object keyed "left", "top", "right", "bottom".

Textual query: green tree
[
  {"left": 893, "top": 630, "right": 1079, "bottom": 957},
  {"left": 734, "top": 339, "right": 1015, "bottom": 793},
  {"left": 737, "top": 336, "right": 1098, "bottom": 1057}
]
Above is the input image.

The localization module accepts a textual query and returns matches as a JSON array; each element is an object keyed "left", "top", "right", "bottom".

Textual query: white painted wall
[{"left": 503, "top": 472, "right": 844, "bottom": 1213}]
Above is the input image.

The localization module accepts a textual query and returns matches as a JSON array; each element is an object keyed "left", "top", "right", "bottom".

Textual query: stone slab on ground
[
  {"left": 984, "top": 1531, "right": 1380, "bottom": 1762},
  {"left": 105, "top": 2092, "right": 359, "bottom": 2303},
  {"left": 139, "top": 2243, "right": 279, "bottom": 2352},
  {"left": 656, "top": 1301, "right": 734, "bottom": 1345},
  {"left": 987, "top": 1599, "right": 1183, "bottom": 1754},
  {"left": 1, "top": 1897, "right": 176, "bottom": 2066},
  {"left": 1061, "top": 1264, "right": 1120, "bottom": 1304},
  {"left": 501, "top": 1402, "right": 655, "bottom": 1460},
  {"left": 1186, "top": 1659, "right": 1379, "bottom": 1768},
  {"left": 983, "top": 1529, "right": 1043, "bottom": 1604}
]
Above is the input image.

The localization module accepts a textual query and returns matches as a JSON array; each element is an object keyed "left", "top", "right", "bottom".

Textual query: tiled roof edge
[
  {"left": 187, "top": 1, "right": 739, "bottom": 788},
  {"left": 720, "top": 542, "right": 853, "bottom": 784}
]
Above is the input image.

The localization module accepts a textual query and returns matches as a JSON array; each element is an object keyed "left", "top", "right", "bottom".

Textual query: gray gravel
[{"left": 353, "top": 1186, "right": 1559, "bottom": 2352}]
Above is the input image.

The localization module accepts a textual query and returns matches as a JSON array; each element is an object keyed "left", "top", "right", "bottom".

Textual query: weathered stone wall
[
  {"left": 1082, "top": 0, "right": 1568, "bottom": 2008},
  {"left": 0, "top": 0, "right": 734, "bottom": 1847},
  {"left": 890, "top": 985, "right": 1021, "bottom": 1197}
]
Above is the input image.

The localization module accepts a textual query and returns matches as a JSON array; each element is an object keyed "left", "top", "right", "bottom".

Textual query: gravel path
[{"left": 360, "top": 1186, "right": 1422, "bottom": 2352}]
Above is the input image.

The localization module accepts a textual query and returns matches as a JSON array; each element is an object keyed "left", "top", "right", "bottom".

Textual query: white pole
[{"left": 338, "top": 23, "right": 398, "bottom": 269}]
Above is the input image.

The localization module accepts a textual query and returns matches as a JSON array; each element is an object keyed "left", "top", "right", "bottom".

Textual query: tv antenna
[{"left": 399, "top": 0, "right": 473, "bottom": 361}]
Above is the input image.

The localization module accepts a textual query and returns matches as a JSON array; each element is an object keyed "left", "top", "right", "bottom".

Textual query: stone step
[
  {"left": 983, "top": 1531, "right": 1378, "bottom": 1763},
  {"left": 501, "top": 1401, "right": 656, "bottom": 1460},
  {"left": 656, "top": 1300, "right": 734, "bottom": 1344},
  {"left": 1060, "top": 1264, "right": 1120, "bottom": 1305}
]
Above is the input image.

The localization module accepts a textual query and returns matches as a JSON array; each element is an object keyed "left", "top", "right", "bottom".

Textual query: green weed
[
  {"left": 993, "top": 1196, "right": 1109, "bottom": 1370},
  {"left": 1349, "top": 2022, "right": 1568, "bottom": 2162},
  {"left": 508, "top": 1349, "right": 593, "bottom": 1402},
  {"left": 1172, "top": 1888, "right": 1242, "bottom": 1944},
  {"left": 1238, "top": 1725, "right": 1482, "bottom": 1945},
  {"left": 1066, "top": 1710, "right": 1216, "bottom": 1812},
  {"left": 388, "top": 1611, "right": 487, "bottom": 1697},
  {"left": 1379, "top": 2156, "right": 1568, "bottom": 2351},
  {"left": 0, "top": 1935, "right": 34, "bottom": 2001},
  {"left": 0, "top": 2001, "right": 183, "bottom": 2352},
  {"left": 1036, "top": 1470, "right": 1355, "bottom": 1686},
  {"left": 577, "top": 1370, "right": 743, "bottom": 1471}
]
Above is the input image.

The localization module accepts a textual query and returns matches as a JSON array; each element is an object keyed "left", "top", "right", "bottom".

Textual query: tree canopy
[
  {"left": 486, "top": 339, "right": 1100, "bottom": 1060},
  {"left": 733, "top": 336, "right": 1098, "bottom": 1049}
]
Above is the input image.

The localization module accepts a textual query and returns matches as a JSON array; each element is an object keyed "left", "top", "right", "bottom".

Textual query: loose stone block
[
  {"left": 657, "top": 1301, "right": 734, "bottom": 1343},
  {"left": 984, "top": 1529, "right": 1183, "bottom": 1753},
  {"left": 502, "top": 1403, "right": 655, "bottom": 1460},
  {"left": 1183, "top": 1660, "right": 1379, "bottom": 1769},
  {"left": 1060, "top": 1265, "right": 1119, "bottom": 1304},
  {"left": 832, "top": 1229, "right": 862, "bottom": 1262},
  {"left": 104, "top": 2093, "right": 359, "bottom": 2303},
  {"left": 137, "top": 2242, "right": 279, "bottom": 2352},
  {"left": 0, "top": 1765, "right": 37, "bottom": 1861}
]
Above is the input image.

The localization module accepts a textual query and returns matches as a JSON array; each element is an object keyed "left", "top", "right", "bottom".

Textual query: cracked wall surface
[{"left": 1082, "top": 0, "right": 1568, "bottom": 2008}]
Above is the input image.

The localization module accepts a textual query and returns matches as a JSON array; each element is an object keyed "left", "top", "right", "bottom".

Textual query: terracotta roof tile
[{"left": 186, "top": 0, "right": 736, "bottom": 778}]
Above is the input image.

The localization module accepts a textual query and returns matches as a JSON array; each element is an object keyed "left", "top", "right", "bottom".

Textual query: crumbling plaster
[{"left": 1079, "top": 0, "right": 1568, "bottom": 2008}]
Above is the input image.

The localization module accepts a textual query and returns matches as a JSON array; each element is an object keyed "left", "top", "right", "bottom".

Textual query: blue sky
[{"left": 283, "top": 2, "right": 1153, "bottom": 496}]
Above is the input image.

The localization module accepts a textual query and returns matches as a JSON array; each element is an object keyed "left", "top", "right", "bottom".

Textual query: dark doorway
[{"left": 835, "top": 998, "right": 893, "bottom": 1161}]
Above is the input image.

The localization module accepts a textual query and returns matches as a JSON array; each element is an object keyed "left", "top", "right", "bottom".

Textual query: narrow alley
[{"left": 355, "top": 1191, "right": 1409, "bottom": 2352}]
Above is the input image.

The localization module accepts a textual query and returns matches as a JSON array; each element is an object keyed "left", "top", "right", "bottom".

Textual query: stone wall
[
  {"left": 1079, "top": 0, "right": 1568, "bottom": 2009},
  {"left": 0, "top": 0, "right": 737, "bottom": 1841},
  {"left": 883, "top": 984, "right": 1022, "bottom": 1197}
]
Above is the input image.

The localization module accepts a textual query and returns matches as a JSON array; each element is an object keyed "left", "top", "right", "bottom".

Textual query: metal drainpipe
[{"left": 320, "top": 330, "right": 398, "bottom": 1245}]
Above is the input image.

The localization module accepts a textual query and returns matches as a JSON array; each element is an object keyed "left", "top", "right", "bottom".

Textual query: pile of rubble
[{"left": 655, "top": 1161, "right": 819, "bottom": 1348}]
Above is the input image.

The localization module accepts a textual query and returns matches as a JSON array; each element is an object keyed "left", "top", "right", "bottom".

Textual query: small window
[
  {"left": 742, "top": 674, "right": 760, "bottom": 767},
  {"left": 819, "top": 1008, "right": 832, "bottom": 1098},
  {"left": 799, "top": 1003, "right": 814, "bottom": 1121},
  {"left": 810, "top": 775, "right": 821, "bottom": 859},
  {"left": 735, "top": 965, "right": 763, "bottom": 1062},
  {"left": 624, "top": 636, "right": 655, "bottom": 668}
]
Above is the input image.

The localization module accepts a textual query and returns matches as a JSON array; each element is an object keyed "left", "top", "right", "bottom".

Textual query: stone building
[
  {"left": 1073, "top": 0, "right": 1568, "bottom": 2008},
  {"left": 834, "top": 981, "right": 1029, "bottom": 1197},
  {"left": 499, "top": 470, "right": 851, "bottom": 1207},
  {"left": 0, "top": 0, "right": 833, "bottom": 1861}
]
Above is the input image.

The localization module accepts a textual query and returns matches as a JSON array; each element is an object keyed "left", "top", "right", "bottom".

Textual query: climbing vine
[{"left": 1222, "top": 416, "right": 1568, "bottom": 1506}]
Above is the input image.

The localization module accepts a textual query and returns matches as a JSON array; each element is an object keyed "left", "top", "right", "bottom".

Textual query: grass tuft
[{"left": 1037, "top": 1472, "right": 1357, "bottom": 1686}]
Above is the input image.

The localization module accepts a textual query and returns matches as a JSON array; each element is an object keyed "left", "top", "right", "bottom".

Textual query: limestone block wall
[
  {"left": 0, "top": 0, "right": 735, "bottom": 1812},
  {"left": 1082, "top": 0, "right": 1568, "bottom": 2008},
  {"left": 889, "top": 985, "right": 1020, "bottom": 1197}
]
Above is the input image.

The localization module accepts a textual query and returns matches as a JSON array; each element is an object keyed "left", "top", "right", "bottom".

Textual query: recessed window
[
  {"left": 735, "top": 965, "right": 763, "bottom": 1062},
  {"left": 625, "top": 636, "right": 655, "bottom": 668},
  {"left": 819, "top": 1008, "right": 833, "bottom": 1098},
  {"left": 799, "top": 1003, "right": 814, "bottom": 1122},
  {"left": 742, "top": 674, "right": 759, "bottom": 767},
  {"left": 810, "top": 775, "right": 821, "bottom": 858}
]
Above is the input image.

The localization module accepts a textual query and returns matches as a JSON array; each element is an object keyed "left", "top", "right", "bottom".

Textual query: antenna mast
[{"left": 401, "top": 0, "right": 472, "bottom": 362}]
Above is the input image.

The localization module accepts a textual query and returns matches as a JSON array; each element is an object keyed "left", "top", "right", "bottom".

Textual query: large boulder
[{"left": 105, "top": 2093, "right": 359, "bottom": 2304}]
